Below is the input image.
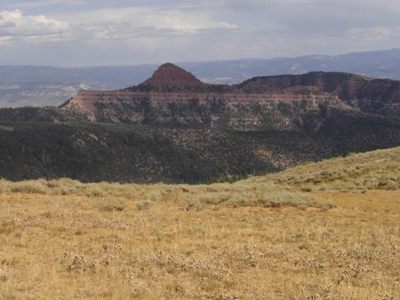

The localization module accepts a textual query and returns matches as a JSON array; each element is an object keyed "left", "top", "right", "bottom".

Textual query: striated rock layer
[{"left": 58, "top": 63, "right": 400, "bottom": 131}]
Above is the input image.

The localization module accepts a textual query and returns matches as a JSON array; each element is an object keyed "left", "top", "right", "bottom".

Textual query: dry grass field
[{"left": 1, "top": 147, "right": 400, "bottom": 299}]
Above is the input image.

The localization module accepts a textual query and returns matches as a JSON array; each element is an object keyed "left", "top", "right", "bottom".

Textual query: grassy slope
[
  {"left": 1, "top": 147, "right": 400, "bottom": 299},
  {"left": 267, "top": 146, "right": 400, "bottom": 192}
]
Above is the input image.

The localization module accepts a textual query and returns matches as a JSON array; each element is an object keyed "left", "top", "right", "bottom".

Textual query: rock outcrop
[
  {"left": 59, "top": 64, "right": 373, "bottom": 131},
  {"left": 3, "top": 63, "right": 400, "bottom": 131},
  {"left": 139, "top": 63, "right": 206, "bottom": 91}
]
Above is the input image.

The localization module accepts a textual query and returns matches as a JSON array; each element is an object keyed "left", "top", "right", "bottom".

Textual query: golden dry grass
[
  {"left": 1, "top": 147, "right": 400, "bottom": 299},
  {"left": 269, "top": 146, "right": 400, "bottom": 192},
  {"left": 0, "top": 183, "right": 399, "bottom": 299}
]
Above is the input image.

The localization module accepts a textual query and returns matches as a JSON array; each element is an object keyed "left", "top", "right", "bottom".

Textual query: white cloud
[
  {"left": 0, "top": 9, "right": 70, "bottom": 40},
  {"left": 0, "top": 6, "right": 238, "bottom": 45},
  {"left": 56, "top": 6, "right": 238, "bottom": 31}
]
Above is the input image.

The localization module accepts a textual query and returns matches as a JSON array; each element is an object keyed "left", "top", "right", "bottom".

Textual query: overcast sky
[{"left": 0, "top": 0, "right": 399, "bottom": 66}]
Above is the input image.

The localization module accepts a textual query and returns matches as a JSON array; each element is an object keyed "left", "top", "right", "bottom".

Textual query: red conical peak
[{"left": 140, "top": 63, "right": 205, "bottom": 91}]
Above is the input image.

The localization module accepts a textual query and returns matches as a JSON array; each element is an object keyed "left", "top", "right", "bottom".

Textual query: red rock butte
[{"left": 140, "top": 63, "right": 206, "bottom": 90}]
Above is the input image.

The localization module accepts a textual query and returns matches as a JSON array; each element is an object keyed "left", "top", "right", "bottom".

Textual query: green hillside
[{"left": 0, "top": 114, "right": 400, "bottom": 183}]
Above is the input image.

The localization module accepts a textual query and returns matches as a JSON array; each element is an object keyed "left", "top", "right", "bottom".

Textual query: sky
[{"left": 0, "top": 0, "right": 399, "bottom": 66}]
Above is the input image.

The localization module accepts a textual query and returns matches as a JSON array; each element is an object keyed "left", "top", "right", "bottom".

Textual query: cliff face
[
  {"left": 237, "top": 72, "right": 400, "bottom": 116},
  {"left": 61, "top": 64, "right": 384, "bottom": 131},
  {"left": 58, "top": 64, "right": 400, "bottom": 133}
]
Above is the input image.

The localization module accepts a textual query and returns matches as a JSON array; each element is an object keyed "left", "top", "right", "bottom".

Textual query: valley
[{"left": 1, "top": 63, "right": 400, "bottom": 183}]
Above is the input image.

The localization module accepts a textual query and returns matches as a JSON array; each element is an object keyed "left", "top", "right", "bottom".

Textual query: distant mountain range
[{"left": 1, "top": 48, "right": 400, "bottom": 108}]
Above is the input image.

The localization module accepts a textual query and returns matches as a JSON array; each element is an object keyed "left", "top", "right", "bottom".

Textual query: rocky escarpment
[
  {"left": 57, "top": 64, "right": 400, "bottom": 131},
  {"left": 59, "top": 64, "right": 369, "bottom": 131},
  {"left": 237, "top": 72, "right": 400, "bottom": 116},
  {"left": 5, "top": 63, "right": 399, "bottom": 131}
]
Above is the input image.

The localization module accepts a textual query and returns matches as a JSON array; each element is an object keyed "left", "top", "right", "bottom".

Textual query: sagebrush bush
[
  {"left": 136, "top": 200, "right": 153, "bottom": 211},
  {"left": 85, "top": 185, "right": 105, "bottom": 197},
  {"left": 48, "top": 178, "right": 83, "bottom": 189},
  {"left": 364, "top": 177, "right": 379, "bottom": 190},
  {"left": 258, "top": 192, "right": 317, "bottom": 209},
  {"left": 0, "top": 178, "right": 11, "bottom": 193},
  {"left": 10, "top": 179, "right": 48, "bottom": 194},
  {"left": 224, "top": 193, "right": 252, "bottom": 207},
  {"left": 99, "top": 199, "right": 127, "bottom": 212},
  {"left": 59, "top": 187, "right": 77, "bottom": 195},
  {"left": 184, "top": 198, "right": 205, "bottom": 211},
  {"left": 317, "top": 199, "right": 336, "bottom": 211},
  {"left": 386, "top": 180, "right": 398, "bottom": 190}
]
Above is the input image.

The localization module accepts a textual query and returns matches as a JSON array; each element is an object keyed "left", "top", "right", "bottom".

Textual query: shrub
[
  {"left": 184, "top": 198, "right": 205, "bottom": 211},
  {"left": 386, "top": 180, "right": 398, "bottom": 190},
  {"left": 301, "top": 185, "right": 313, "bottom": 192},
  {"left": 59, "top": 187, "right": 77, "bottom": 195},
  {"left": 136, "top": 200, "right": 153, "bottom": 211},
  {"left": 0, "top": 179, "right": 11, "bottom": 193},
  {"left": 10, "top": 179, "right": 48, "bottom": 194},
  {"left": 224, "top": 193, "right": 251, "bottom": 207},
  {"left": 48, "top": 178, "right": 82, "bottom": 188},
  {"left": 14, "top": 230, "right": 23, "bottom": 239},
  {"left": 364, "top": 177, "right": 379, "bottom": 190},
  {"left": 346, "top": 152, "right": 357, "bottom": 157},
  {"left": 331, "top": 181, "right": 355, "bottom": 192},
  {"left": 85, "top": 186, "right": 104, "bottom": 197},
  {"left": 316, "top": 184, "right": 328, "bottom": 191},
  {"left": 99, "top": 199, "right": 127, "bottom": 212},
  {"left": 317, "top": 199, "right": 336, "bottom": 211},
  {"left": 258, "top": 192, "right": 317, "bottom": 209}
]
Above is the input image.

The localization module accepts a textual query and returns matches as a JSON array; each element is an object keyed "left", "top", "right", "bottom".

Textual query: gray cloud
[
  {"left": 1, "top": 22, "right": 16, "bottom": 28},
  {"left": 1, "top": 1, "right": 400, "bottom": 66}
]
